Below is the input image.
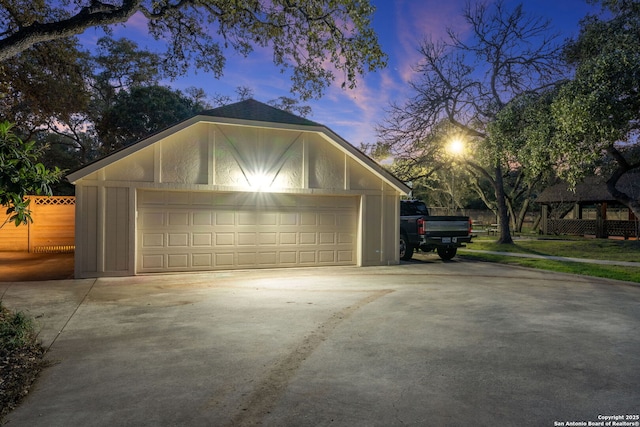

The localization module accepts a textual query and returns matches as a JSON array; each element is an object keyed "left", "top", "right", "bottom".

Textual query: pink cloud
[
  {"left": 123, "top": 11, "right": 149, "bottom": 34},
  {"left": 394, "top": 0, "right": 471, "bottom": 83}
]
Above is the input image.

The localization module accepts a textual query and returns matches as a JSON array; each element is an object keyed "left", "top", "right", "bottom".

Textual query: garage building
[{"left": 67, "top": 99, "right": 410, "bottom": 278}]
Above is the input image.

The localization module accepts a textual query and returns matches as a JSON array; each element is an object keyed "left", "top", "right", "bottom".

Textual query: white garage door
[{"left": 137, "top": 191, "right": 358, "bottom": 273}]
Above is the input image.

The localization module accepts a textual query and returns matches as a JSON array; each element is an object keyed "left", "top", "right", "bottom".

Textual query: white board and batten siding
[
  {"left": 69, "top": 101, "right": 409, "bottom": 278},
  {"left": 75, "top": 186, "right": 131, "bottom": 275}
]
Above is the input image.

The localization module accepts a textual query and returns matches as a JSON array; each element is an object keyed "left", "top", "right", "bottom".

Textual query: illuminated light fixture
[
  {"left": 448, "top": 138, "right": 464, "bottom": 156},
  {"left": 247, "top": 172, "right": 273, "bottom": 192}
]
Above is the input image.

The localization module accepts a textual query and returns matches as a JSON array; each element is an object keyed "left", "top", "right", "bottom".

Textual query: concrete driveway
[{"left": 2, "top": 258, "right": 639, "bottom": 426}]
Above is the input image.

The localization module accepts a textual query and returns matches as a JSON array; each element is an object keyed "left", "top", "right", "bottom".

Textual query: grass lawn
[{"left": 458, "top": 236, "right": 640, "bottom": 283}]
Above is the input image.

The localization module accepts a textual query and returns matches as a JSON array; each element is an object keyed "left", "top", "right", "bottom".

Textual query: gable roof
[
  {"left": 67, "top": 99, "right": 410, "bottom": 194},
  {"left": 201, "top": 99, "right": 321, "bottom": 127}
]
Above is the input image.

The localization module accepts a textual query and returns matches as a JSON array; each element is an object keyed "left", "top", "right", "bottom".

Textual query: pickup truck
[{"left": 400, "top": 200, "right": 473, "bottom": 261}]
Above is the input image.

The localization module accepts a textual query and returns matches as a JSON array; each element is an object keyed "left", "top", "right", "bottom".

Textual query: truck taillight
[
  {"left": 418, "top": 218, "right": 425, "bottom": 235},
  {"left": 469, "top": 219, "right": 473, "bottom": 235}
]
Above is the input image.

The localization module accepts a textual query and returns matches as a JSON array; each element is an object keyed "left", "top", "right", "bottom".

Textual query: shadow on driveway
[{"left": 0, "top": 252, "right": 74, "bottom": 281}]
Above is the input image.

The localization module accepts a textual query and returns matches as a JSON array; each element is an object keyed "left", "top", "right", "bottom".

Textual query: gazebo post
[
  {"left": 595, "top": 202, "right": 608, "bottom": 238},
  {"left": 541, "top": 204, "right": 548, "bottom": 235}
]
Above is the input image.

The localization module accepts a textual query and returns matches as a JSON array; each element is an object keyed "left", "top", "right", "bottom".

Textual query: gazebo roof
[{"left": 536, "top": 172, "right": 640, "bottom": 204}]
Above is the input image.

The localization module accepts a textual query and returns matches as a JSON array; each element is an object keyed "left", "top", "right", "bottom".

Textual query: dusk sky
[{"left": 79, "top": 0, "right": 599, "bottom": 147}]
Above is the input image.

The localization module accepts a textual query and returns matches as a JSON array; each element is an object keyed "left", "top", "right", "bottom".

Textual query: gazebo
[{"left": 536, "top": 173, "right": 639, "bottom": 239}]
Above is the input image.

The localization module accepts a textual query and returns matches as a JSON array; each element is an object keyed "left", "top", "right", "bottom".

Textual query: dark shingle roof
[
  {"left": 200, "top": 99, "right": 321, "bottom": 127},
  {"left": 536, "top": 172, "right": 640, "bottom": 203}
]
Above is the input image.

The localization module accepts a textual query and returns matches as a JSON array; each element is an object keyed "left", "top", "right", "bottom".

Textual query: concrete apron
[{"left": 2, "top": 260, "right": 639, "bottom": 426}]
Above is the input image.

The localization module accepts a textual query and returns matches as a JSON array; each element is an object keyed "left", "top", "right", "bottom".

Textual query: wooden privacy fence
[{"left": 0, "top": 196, "right": 75, "bottom": 253}]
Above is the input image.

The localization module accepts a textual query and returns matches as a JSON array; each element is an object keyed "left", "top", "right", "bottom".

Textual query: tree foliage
[
  {"left": 267, "top": 96, "right": 312, "bottom": 118},
  {"left": 2, "top": 33, "right": 319, "bottom": 181},
  {"left": 0, "top": 0, "right": 387, "bottom": 100},
  {"left": 377, "top": 1, "right": 565, "bottom": 243},
  {"left": 97, "top": 85, "right": 206, "bottom": 153},
  {"left": 0, "top": 37, "right": 90, "bottom": 137},
  {"left": 0, "top": 122, "right": 62, "bottom": 226},
  {"left": 551, "top": 0, "right": 640, "bottom": 216},
  {"left": 487, "top": 88, "right": 563, "bottom": 231}
]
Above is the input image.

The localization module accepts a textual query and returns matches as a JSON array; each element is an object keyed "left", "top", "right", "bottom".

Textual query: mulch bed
[{"left": 0, "top": 306, "right": 48, "bottom": 423}]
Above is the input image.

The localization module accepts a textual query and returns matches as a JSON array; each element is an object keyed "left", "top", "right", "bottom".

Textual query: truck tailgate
[{"left": 423, "top": 217, "right": 470, "bottom": 236}]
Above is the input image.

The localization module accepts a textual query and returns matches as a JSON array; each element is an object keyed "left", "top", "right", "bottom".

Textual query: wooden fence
[
  {"left": 545, "top": 219, "right": 639, "bottom": 239},
  {"left": 0, "top": 196, "right": 75, "bottom": 252}
]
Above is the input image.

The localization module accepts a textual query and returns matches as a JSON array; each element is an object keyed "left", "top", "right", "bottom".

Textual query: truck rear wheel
[
  {"left": 400, "top": 235, "right": 414, "bottom": 261},
  {"left": 437, "top": 247, "right": 457, "bottom": 261}
]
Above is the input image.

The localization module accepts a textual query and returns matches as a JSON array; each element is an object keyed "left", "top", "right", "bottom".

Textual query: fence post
[{"left": 595, "top": 203, "right": 608, "bottom": 238}]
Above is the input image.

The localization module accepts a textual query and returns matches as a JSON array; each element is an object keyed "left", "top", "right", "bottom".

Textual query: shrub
[{"left": 0, "top": 302, "right": 46, "bottom": 421}]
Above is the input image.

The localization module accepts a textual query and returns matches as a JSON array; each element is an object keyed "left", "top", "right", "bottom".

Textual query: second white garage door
[{"left": 137, "top": 191, "right": 358, "bottom": 273}]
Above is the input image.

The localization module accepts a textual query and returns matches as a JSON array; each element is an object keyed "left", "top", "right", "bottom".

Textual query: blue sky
[{"left": 79, "top": 0, "right": 598, "bottom": 147}]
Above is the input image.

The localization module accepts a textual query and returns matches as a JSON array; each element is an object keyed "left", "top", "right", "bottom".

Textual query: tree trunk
[
  {"left": 494, "top": 162, "right": 513, "bottom": 244},
  {"left": 532, "top": 214, "right": 541, "bottom": 232},
  {"left": 515, "top": 179, "right": 539, "bottom": 232},
  {"left": 505, "top": 195, "right": 517, "bottom": 230},
  {"left": 515, "top": 198, "right": 530, "bottom": 232}
]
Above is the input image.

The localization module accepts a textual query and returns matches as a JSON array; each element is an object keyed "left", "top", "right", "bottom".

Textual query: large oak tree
[
  {"left": 377, "top": 1, "right": 565, "bottom": 243},
  {"left": 0, "top": 0, "right": 386, "bottom": 100},
  {"left": 551, "top": 0, "right": 640, "bottom": 218}
]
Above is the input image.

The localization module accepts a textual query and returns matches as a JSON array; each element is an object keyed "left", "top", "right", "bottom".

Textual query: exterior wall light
[{"left": 247, "top": 171, "right": 273, "bottom": 191}]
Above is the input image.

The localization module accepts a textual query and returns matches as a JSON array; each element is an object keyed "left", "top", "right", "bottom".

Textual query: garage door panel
[
  {"left": 299, "top": 251, "right": 316, "bottom": 263},
  {"left": 216, "top": 212, "right": 234, "bottom": 225},
  {"left": 280, "top": 232, "right": 297, "bottom": 245},
  {"left": 193, "top": 212, "right": 212, "bottom": 225},
  {"left": 143, "top": 212, "right": 165, "bottom": 227},
  {"left": 215, "top": 253, "right": 234, "bottom": 266},
  {"left": 142, "top": 254, "right": 164, "bottom": 269},
  {"left": 319, "top": 250, "right": 335, "bottom": 263},
  {"left": 300, "top": 213, "right": 317, "bottom": 225},
  {"left": 238, "top": 232, "right": 256, "bottom": 245},
  {"left": 257, "top": 252, "right": 277, "bottom": 265},
  {"left": 338, "top": 251, "right": 353, "bottom": 262},
  {"left": 167, "top": 192, "right": 190, "bottom": 205},
  {"left": 280, "top": 213, "right": 297, "bottom": 225},
  {"left": 237, "top": 253, "right": 254, "bottom": 265},
  {"left": 191, "top": 192, "right": 215, "bottom": 205},
  {"left": 192, "top": 253, "right": 212, "bottom": 267},
  {"left": 137, "top": 191, "right": 357, "bottom": 273},
  {"left": 279, "top": 252, "right": 297, "bottom": 264},
  {"left": 168, "top": 254, "right": 188, "bottom": 268},
  {"left": 238, "top": 212, "right": 257, "bottom": 225},
  {"left": 319, "top": 213, "right": 336, "bottom": 226},
  {"left": 337, "top": 213, "right": 355, "bottom": 227},
  {"left": 259, "top": 232, "right": 277, "bottom": 245},
  {"left": 193, "top": 233, "right": 212, "bottom": 246},
  {"left": 168, "top": 233, "right": 189, "bottom": 247},
  {"left": 140, "top": 190, "right": 165, "bottom": 205},
  {"left": 143, "top": 233, "right": 164, "bottom": 247},
  {"left": 216, "top": 233, "right": 234, "bottom": 245},
  {"left": 168, "top": 212, "right": 189, "bottom": 226},
  {"left": 319, "top": 232, "right": 335, "bottom": 244},
  {"left": 259, "top": 213, "right": 277, "bottom": 225},
  {"left": 300, "top": 233, "right": 317, "bottom": 244},
  {"left": 338, "top": 233, "right": 353, "bottom": 244}
]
